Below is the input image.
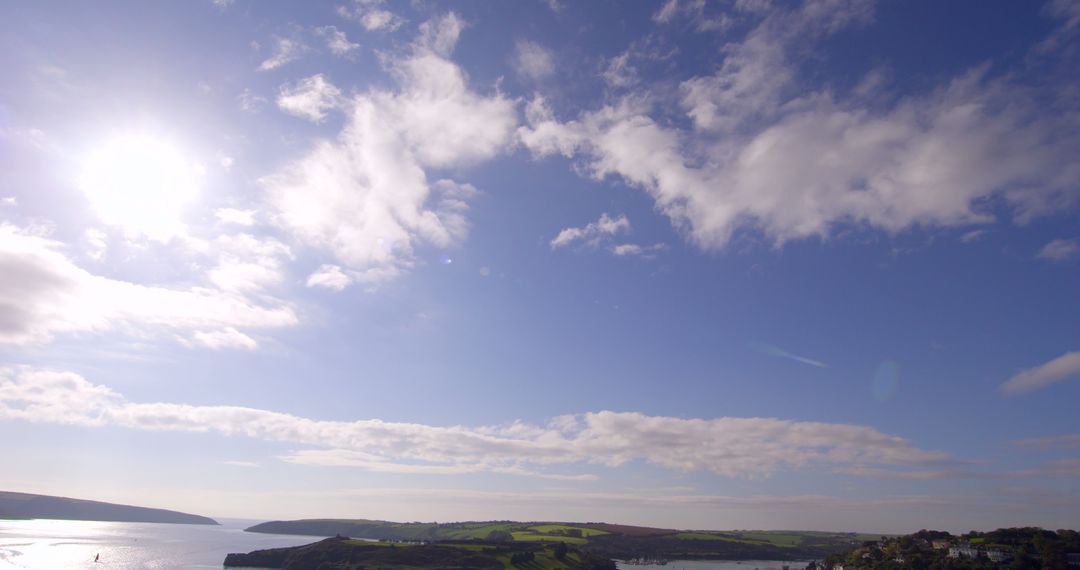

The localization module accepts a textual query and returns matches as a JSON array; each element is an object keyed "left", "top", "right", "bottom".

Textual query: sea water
[{"left": 0, "top": 518, "right": 317, "bottom": 569}]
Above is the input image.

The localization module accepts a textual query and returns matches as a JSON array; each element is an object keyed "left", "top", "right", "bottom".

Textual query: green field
[
  {"left": 512, "top": 532, "right": 588, "bottom": 545},
  {"left": 247, "top": 519, "right": 889, "bottom": 562},
  {"left": 528, "top": 524, "right": 609, "bottom": 537},
  {"left": 666, "top": 529, "right": 891, "bottom": 549},
  {"left": 671, "top": 532, "right": 767, "bottom": 543}
]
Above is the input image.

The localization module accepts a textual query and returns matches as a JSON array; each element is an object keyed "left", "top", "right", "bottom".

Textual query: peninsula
[
  {"left": 245, "top": 519, "right": 878, "bottom": 561},
  {"left": 0, "top": 491, "right": 218, "bottom": 525}
]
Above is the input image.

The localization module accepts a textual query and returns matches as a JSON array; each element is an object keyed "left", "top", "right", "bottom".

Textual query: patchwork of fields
[{"left": 246, "top": 518, "right": 886, "bottom": 563}]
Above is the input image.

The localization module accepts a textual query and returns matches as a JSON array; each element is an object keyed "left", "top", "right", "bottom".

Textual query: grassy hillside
[{"left": 245, "top": 519, "right": 874, "bottom": 561}]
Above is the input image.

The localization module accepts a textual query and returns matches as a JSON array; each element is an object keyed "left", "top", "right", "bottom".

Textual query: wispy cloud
[
  {"left": 610, "top": 243, "right": 666, "bottom": 258},
  {"left": 1011, "top": 433, "right": 1080, "bottom": 450},
  {"left": 1001, "top": 350, "right": 1080, "bottom": 394},
  {"left": 550, "top": 213, "right": 630, "bottom": 250},
  {"left": 513, "top": 40, "right": 555, "bottom": 81},
  {"left": 186, "top": 327, "right": 258, "bottom": 351},
  {"left": 315, "top": 25, "right": 360, "bottom": 57},
  {"left": 259, "top": 37, "right": 307, "bottom": 71},
  {"left": 0, "top": 366, "right": 953, "bottom": 480},
  {"left": 750, "top": 342, "right": 827, "bottom": 368},
  {"left": 223, "top": 460, "right": 260, "bottom": 468},
  {"left": 960, "top": 229, "right": 987, "bottom": 243},
  {"left": 1037, "top": 238, "right": 1080, "bottom": 261},
  {"left": 238, "top": 88, "right": 268, "bottom": 113},
  {"left": 337, "top": 0, "right": 404, "bottom": 32},
  {"left": 276, "top": 74, "right": 344, "bottom": 123}
]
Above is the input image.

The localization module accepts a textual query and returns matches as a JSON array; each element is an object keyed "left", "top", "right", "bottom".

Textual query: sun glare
[{"left": 79, "top": 134, "right": 201, "bottom": 240}]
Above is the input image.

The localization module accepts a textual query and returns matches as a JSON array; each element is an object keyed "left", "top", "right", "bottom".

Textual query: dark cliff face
[
  {"left": 224, "top": 537, "right": 505, "bottom": 570},
  {"left": 225, "top": 536, "right": 616, "bottom": 570},
  {"left": 0, "top": 491, "right": 218, "bottom": 525}
]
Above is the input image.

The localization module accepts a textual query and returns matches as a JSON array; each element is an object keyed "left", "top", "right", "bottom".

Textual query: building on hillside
[
  {"left": 1066, "top": 552, "right": 1080, "bottom": 566},
  {"left": 985, "top": 550, "right": 1008, "bottom": 563},
  {"left": 948, "top": 545, "right": 979, "bottom": 559},
  {"left": 931, "top": 540, "right": 951, "bottom": 550}
]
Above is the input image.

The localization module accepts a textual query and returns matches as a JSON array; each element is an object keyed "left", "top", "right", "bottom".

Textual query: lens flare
[{"left": 872, "top": 360, "right": 899, "bottom": 402}]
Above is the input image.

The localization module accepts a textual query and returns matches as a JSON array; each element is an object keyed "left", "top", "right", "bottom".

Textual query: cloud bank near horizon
[{"left": 0, "top": 366, "right": 952, "bottom": 481}]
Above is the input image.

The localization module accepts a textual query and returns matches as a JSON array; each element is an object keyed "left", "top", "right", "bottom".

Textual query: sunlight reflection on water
[{"left": 0, "top": 518, "right": 317, "bottom": 569}]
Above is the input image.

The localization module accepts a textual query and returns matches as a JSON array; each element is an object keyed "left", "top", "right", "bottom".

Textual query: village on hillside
[{"left": 809, "top": 528, "right": 1080, "bottom": 569}]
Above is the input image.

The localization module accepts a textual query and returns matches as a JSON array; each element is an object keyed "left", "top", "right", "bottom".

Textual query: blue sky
[{"left": 1, "top": 0, "right": 1079, "bottom": 533}]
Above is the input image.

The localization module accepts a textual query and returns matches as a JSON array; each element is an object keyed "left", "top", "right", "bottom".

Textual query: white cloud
[
  {"left": 223, "top": 460, "right": 260, "bottom": 468},
  {"left": 652, "top": 0, "right": 733, "bottom": 32},
  {"left": 602, "top": 52, "right": 638, "bottom": 88},
  {"left": 1037, "top": 238, "right": 1080, "bottom": 261},
  {"left": 206, "top": 233, "right": 292, "bottom": 293},
  {"left": 601, "top": 36, "right": 679, "bottom": 90},
  {"left": 550, "top": 213, "right": 630, "bottom": 250},
  {"left": 279, "top": 449, "right": 598, "bottom": 480},
  {"left": 960, "top": 229, "right": 987, "bottom": 243},
  {"left": 1001, "top": 351, "right": 1080, "bottom": 395},
  {"left": 520, "top": 1, "right": 1080, "bottom": 252},
  {"left": 513, "top": 40, "right": 555, "bottom": 81},
  {"left": 0, "top": 225, "right": 297, "bottom": 347},
  {"left": 315, "top": 25, "right": 360, "bottom": 57},
  {"left": 306, "top": 264, "right": 352, "bottom": 291},
  {"left": 750, "top": 342, "right": 828, "bottom": 368},
  {"left": 610, "top": 244, "right": 643, "bottom": 256},
  {"left": 1038, "top": 0, "right": 1080, "bottom": 53},
  {"left": 337, "top": 0, "right": 404, "bottom": 32},
  {"left": 654, "top": 0, "right": 680, "bottom": 23},
  {"left": 189, "top": 327, "right": 258, "bottom": 351},
  {"left": 611, "top": 243, "right": 666, "bottom": 258},
  {"left": 0, "top": 366, "right": 953, "bottom": 480},
  {"left": 264, "top": 14, "right": 515, "bottom": 288},
  {"left": 238, "top": 89, "right": 268, "bottom": 113},
  {"left": 1, "top": 197, "right": 16, "bottom": 206},
  {"left": 83, "top": 228, "right": 108, "bottom": 261},
  {"left": 215, "top": 208, "right": 256, "bottom": 226},
  {"left": 276, "top": 74, "right": 344, "bottom": 123},
  {"left": 259, "top": 37, "right": 307, "bottom": 71}
]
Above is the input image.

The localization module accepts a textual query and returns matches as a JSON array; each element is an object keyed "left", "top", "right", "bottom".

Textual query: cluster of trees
[
  {"left": 555, "top": 541, "right": 569, "bottom": 560},
  {"left": 486, "top": 530, "right": 514, "bottom": 542},
  {"left": 509, "top": 551, "right": 535, "bottom": 564},
  {"left": 810, "top": 527, "right": 1080, "bottom": 570}
]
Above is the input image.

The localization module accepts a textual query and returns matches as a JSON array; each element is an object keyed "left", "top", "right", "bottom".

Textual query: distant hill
[
  {"left": 245, "top": 519, "right": 870, "bottom": 561},
  {"left": 0, "top": 491, "right": 218, "bottom": 525}
]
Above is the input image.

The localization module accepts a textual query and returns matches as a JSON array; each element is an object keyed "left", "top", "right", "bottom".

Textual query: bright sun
[{"left": 79, "top": 134, "right": 201, "bottom": 240}]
